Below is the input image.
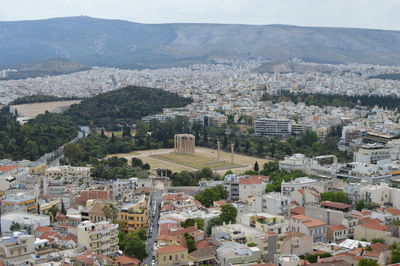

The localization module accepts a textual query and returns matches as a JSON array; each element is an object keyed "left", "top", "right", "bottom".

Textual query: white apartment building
[
  {"left": 253, "top": 192, "right": 290, "bottom": 217},
  {"left": 337, "top": 162, "right": 391, "bottom": 184},
  {"left": 224, "top": 174, "right": 240, "bottom": 201},
  {"left": 254, "top": 118, "right": 292, "bottom": 139},
  {"left": 113, "top": 177, "right": 139, "bottom": 198},
  {"left": 240, "top": 212, "right": 289, "bottom": 236},
  {"left": 0, "top": 232, "right": 35, "bottom": 264},
  {"left": 45, "top": 165, "right": 90, "bottom": 181},
  {"left": 279, "top": 154, "right": 311, "bottom": 172},
  {"left": 1, "top": 212, "right": 50, "bottom": 233},
  {"left": 281, "top": 177, "right": 319, "bottom": 196},
  {"left": 354, "top": 143, "right": 393, "bottom": 164},
  {"left": 238, "top": 175, "right": 269, "bottom": 203},
  {"left": 77, "top": 220, "right": 119, "bottom": 257}
]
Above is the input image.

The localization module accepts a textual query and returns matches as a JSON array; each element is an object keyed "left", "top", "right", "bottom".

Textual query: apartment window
[
  {"left": 170, "top": 256, "right": 172, "bottom": 260},
  {"left": 181, "top": 254, "right": 184, "bottom": 259},
  {"left": 164, "top": 256, "right": 166, "bottom": 261},
  {"left": 175, "top": 255, "right": 178, "bottom": 261}
]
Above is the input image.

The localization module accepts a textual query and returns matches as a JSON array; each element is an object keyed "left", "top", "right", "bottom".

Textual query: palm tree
[
  {"left": 48, "top": 205, "right": 59, "bottom": 223},
  {"left": 102, "top": 203, "right": 118, "bottom": 222}
]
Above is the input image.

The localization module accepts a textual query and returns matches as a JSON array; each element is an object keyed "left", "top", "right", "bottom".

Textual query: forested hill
[
  {"left": 1, "top": 16, "right": 400, "bottom": 67},
  {"left": 66, "top": 86, "right": 192, "bottom": 128},
  {"left": 0, "top": 86, "right": 192, "bottom": 160},
  {"left": 0, "top": 108, "right": 78, "bottom": 160}
]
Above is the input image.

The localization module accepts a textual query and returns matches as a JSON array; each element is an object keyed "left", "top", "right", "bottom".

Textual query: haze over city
[{"left": 1, "top": 0, "right": 400, "bottom": 30}]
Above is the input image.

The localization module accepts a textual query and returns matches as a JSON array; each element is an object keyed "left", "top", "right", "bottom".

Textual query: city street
[{"left": 142, "top": 191, "right": 163, "bottom": 266}]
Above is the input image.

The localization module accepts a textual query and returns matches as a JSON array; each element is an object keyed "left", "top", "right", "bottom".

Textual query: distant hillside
[
  {"left": 256, "top": 61, "right": 334, "bottom": 73},
  {"left": 369, "top": 73, "right": 400, "bottom": 80},
  {"left": 1, "top": 58, "right": 90, "bottom": 80},
  {"left": 0, "top": 16, "right": 400, "bottom": 67}
]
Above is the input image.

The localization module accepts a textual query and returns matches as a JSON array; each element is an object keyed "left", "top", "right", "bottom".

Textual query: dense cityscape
[{"left": 1, "top": 1, "right": 400, "bottom": 264}]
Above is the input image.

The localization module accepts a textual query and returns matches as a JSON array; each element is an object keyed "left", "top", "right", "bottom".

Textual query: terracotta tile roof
[
  {"left": 214, "top": 200, "right": 227, "bottom": 207},
  {"left": 291, "top": 200, "right": 300, "bottom": 206},
  {"left": 115, "top": 255, "right": 139, "bottom": 265},
  {"left": 250, "top": 175, "right": 269, "bottom": 181},
  {"left": 363, "top": 250, "right": 381, "bottom": 258},
  {"left": 195, "top": 239, "right": 210, "bottom": 249},
  {"left": 0, "top": 166, "right": 17, "bottom": 172},
  {"left": 348, "top": 248, "right": 363, "bottom": 256},
  {"left": 291, "top": 214, "right": 310, "bottom": 220},
  {"left": 170, "top": 226, "right": 197, "bottom": 236},
  {"left": 189, "top": 246, "right": 216, "bottom": 259},
  {"left": 239, "top": 177, "right": 264, "bottom": 185},
  {"left": 361, "top": 210, "right": 372, "bottom": 215},
  {"left": 303, "top": 219, "right": 327, "bottom": 228},
  {"left": 292, "top": 215, "right": 326, "bottom": 228},
  {"left": 386, "top": 208, "right": 400, "bottom": 216},
  {"left": 361, "top": 217, "right": 383, "bottom": 224},
  {"left": 62, "top": 235, "right": 77, "bottom": 242},
  {"left": 291, "top": 206, "right": 305, "bottom": 215},
  {"left": 283, "top": 231, "right": 306, "bottom": 240},
  {"left": 329, "top": 225, "right": 348, "bottom": 231},
  {"left": 297, "top": 189, "right": 305, "bottom": 195},
  {"left": 361, "top": 222, "right": 386, "bottom": 231},
  {"left": 320, "top": 201, "right": 352, "bottom": 210},
  {"left": 370, "top": 242, "right": 388, "bottom": 252},
  {"left": 160, "top": 204, "right": 175, "bottom": 212},
  {"left": 158, "top": 244, "right": 187, "bottom": 254},
  {"left": 34, "top": 226, "right": 52, "bottom": 233}
]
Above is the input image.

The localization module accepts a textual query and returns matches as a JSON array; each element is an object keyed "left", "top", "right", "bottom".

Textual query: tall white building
[
  {"left": 254, "top": 118, "right": 292, "bottom": 139},
  {"left": 281, "top": 177, "right": 319, "bottom": 196},
  {"left": 77, "top": 220, "right": 119, "bottom": 257},
  {"left": 253, "top": 192, "right": 290, "bottom": 217}
]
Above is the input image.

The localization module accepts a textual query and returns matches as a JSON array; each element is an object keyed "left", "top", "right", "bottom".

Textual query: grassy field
[
  {"left": 111, "top": 147, "right": 269, "bottom": 173},
  {"left": 151, "top": 152, "right": 240, "bottom": 170},
  {"left": 10, "top": 100, "right": 81, "bottom": 117}
]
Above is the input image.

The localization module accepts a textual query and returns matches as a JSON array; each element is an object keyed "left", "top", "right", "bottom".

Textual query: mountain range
[{"left": 1, "top": 16, "right": 400, "bottom": 68}]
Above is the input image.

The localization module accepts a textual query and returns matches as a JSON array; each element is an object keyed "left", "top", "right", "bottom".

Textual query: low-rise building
[
  {"left": 216, "top": 242, "right": 262, "bottom": 266},
  {"left": 279, "top": 231, "right": 313, "bottom": 256},
  {"left": 45, "top": 165, "right": 90, "bottom": 181},
  {"left": 157, "top": 244, "right": 188, "bottom": 266},
  {"left": 2, "top": 193, "right": 36, "bottom": 213},
  {"left": 0, "top": 232, "right": 35, "bottom": 264},
  {"left": 253, "top": 192, "right": 290, "bottom": 217},
  {"left": 327, "top": 225, "right": 348, "bottom": 242},
  {"left": 281, "top": 177, "right": 320, "bottom": 196},
  {"left": 1, "top": 212, "right": 50, "bottom": 233},
  {"left": 239, "top": 175, "right": 269, "bottom": 203},
  {"left": 290, "top": 215, "right": 327, "bottom": 243},
  {"left": 240, "top": 212, "right": 289, "bottom": 236}
]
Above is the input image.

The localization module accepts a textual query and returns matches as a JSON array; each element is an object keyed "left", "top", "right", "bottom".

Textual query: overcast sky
[{"left": 0, "top": 0, "right": 399, "bottom": 30}]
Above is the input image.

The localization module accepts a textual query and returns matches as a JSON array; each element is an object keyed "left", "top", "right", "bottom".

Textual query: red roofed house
[
  {"left": 320, "top": 201, "right": 352, "bottom": 212},
  {"left": 74, "top": 190, "right": 109, "bottom": 205},
  {"left": 362, "top": 242, "right": 390, "bottom": 266},
  {"left": 0, "top": 165, "right": 17, "bottom": 174},
  {"left": 290, "top": 215, "right": 327, "bottom": 242},
  {"left": 115, "top": 255, "right": 140, "bottom": 266},
  {"left": 239, "top": 175, "right": 269, "bottom": 203},
  {"left": 157, "top": 244, "right": 188, "bottom": 266},
  {"left": 327, "top": 224, "right": 348, "bottom": 242},
  {"left": 354, "top": 220, "right": 399, "bottom": 244},
  {"left": 157, "top": 225, "right": 205, "bottom": 248}
]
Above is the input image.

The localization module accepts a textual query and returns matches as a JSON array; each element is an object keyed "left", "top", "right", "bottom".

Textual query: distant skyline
[{"left": 0, "top": 0, "right": 399, "bottom": 31}]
